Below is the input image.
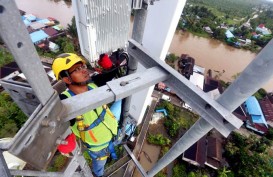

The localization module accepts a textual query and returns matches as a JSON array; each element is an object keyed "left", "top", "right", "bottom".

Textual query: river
[
  {"left": 15, "top": 0, "right": 74, "bottom": 27},
  {"left": 169, "top": 31, "right": 273, "bottom": 92}
]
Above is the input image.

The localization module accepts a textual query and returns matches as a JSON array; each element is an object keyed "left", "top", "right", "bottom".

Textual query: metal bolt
[
  {"left": 0, "top": 6, "right": 4, "bottom": 13},
  {"left": 120, "top": 77, "right": 140, "bottom": 86}
]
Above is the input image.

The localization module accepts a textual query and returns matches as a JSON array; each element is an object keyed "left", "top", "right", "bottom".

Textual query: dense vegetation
[
  {"left": 156, "top": 100, "right": 199, "bottom": 137},
  {"left": 0, "top": 47, "right": 14, "bottom": 67},
  {"left": 189, "top": 0, "right": 268, "bottom": 19},
  {"left": 147, "top": 134, "right": 171, "bottom": 146},
  {"left": 180, "top": 0, "right": 273, "bottom": 52},
  {"left": 47, "top": 154, "right": 68, "bottom": 172},
  {"left": 0, "top": 92, "right": 27, "bottom": 138},
  {"left": 224, "top": 132, "right": 273, "bottom": 176},
  {"left": 251, "top": 9, "right": 273, "bottom": 31}
]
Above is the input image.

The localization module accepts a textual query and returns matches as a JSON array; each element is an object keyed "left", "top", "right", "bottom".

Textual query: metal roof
[
  {"left": 29, "top": 30, "right": 49, "bottom": 43},
  {"left": 245, "top": 96, "right": 268, "bottom": 127}
]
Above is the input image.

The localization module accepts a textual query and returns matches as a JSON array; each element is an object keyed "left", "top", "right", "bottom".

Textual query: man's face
[{"left": 68, "top": 63, "right": 90, "bottom": 83}]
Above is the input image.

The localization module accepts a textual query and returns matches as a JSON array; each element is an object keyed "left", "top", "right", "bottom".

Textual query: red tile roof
[
  {"left": 258, "top": 24, "right": 265, "bottom": 28},
  {"left": 254, "top": 123, "right": 268, "bottom": 134},
  {"left": 43, "top": 27, "right": 58, "bottom": 37},
  {"left": 259, "top": 97, "right": 273, "bottom": 121},
  {"left": 184, "top": 136, "right": 207, "bottom": 167}
]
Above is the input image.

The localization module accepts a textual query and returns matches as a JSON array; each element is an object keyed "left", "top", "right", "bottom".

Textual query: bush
[
  {"left": 160, "top": 146, "right": 170, "bottom": 158},
  {"left": 164, "top": 118, "right": 180, "bottom": 137},
  {"left": 0, "top": 92, "right": 27, "bottom": 138},
  {"left": 172, "top": 163, "right": 187, "bottom": 177},
  {"left": 147, "top": 134, "right": 171, "bottom": 146},
  {"left": 165, "top": 53, "right": 178, "bottom": 63},
  {"left": 0, "top": 47, "right": 14, "bottom": 67},
  {"left": 155, "top": 171, "right": 167, "bottom": 177},
  {"left": 47, "top": 154, "right": 68, "bottom": 172},
  {"left": 83, "top": 151, "right": 92, "bottom": 167}
]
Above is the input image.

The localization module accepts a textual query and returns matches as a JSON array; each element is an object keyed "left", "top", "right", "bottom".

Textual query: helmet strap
[{"left": 70, "top": 81, "right": 90, "bottom": 86}]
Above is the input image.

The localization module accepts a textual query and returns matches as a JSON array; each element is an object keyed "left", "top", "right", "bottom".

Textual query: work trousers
[{"left": 89, "top": 100, "right": 121, "bottom": 177}]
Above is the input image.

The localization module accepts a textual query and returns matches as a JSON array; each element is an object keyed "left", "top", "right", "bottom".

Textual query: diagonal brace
[{"left": 127, "top": 39, "right": 243, "bottom": 137}]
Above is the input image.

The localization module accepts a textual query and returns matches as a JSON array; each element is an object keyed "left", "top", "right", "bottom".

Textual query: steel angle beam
[
  {"left": 123, "top": 145, "right": 148, "bottom": 177},
  {"left": 9, "top": 170, "right": 82, "bottom": 177},
  {"left": 104, "top": 154, "right": 131, "bottom": 176},
  {"left": 127, "top": 39, "right": 243, "bottom": 137},
  {"left": 8, "top": 92, "right": 69, "bottom": 170},
  {"left": 62, "top": 85, "right": 115, "bottom": 122},
  {"left": 0, "top": 79, "right": 40, "bottom": 116},
  {"left": 62, "top": 67, "right": 169, "bottom": 122},
  {"left": 107, "top": 67, "right": 169, "bottom": 100},
  {"left": 0, "top": 150, "right": 11, "bottom": 177}
]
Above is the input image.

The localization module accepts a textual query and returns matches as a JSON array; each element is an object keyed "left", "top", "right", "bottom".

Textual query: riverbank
[{"left": 168, "top": 31, "right": 273, "bottom": 92}]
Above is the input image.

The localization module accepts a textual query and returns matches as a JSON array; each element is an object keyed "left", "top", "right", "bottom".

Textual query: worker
[{"left": 52, "top": 53, "right": 121, "bottom": 177}]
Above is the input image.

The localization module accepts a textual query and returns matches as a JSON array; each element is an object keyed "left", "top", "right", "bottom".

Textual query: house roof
[
  {"left": 19, "top": 10, "right": 26, "bottom": 16},
  {"left": 245, "top": 96, "right": 268, "bottom": 127},
  {"left": 203, "top": 77, "right": 219, "bottom": 93},
  {"left": 24, "top": 14, "right": 36, "bottom": 21},
  {"left": 49, "top": 42, "right": 59, "bottom": 50},
  {"left": 225, "top": 30, "right": 234, "bottom": 38},
  {"left": 193, "top": 65, "right": 205, "bottom": 74},
  {"left": 233, "top": 106, "right": 248, "bottom": 121},
  {"left": 190, "top": 72, "right": 204, "bottom": 90},
  {"left": 36, "top": 19, "right": 50, "bottom": 25},
  {"left": 183, "top": 136, "right": 223, "bottom": 169},
  {"left": 254, "top": 123, "right": 268, "bottom": 133},
  {"left": 30, "top": 21, "right": 46, "bottom": 30},
  {"left": 23, "top": 19, "right": 31, "bottom": 27},
  {"left": 52, "top": 25, "right": 63, "bottom": 31},
  {"left": 47, "top": 17, "right": 56, "bottom": 21},
  {"left": 43, "top": 27, "right": 58, "bottom": 36},
  {"left": 259, "top": 97, "right": 273, "bottom": 121},
  {"left": 26, "top": 26, "right": 35, "bottom": 33},
  {"left": 29, "top": 30, "right": 49, "bottom": 43},
  {"left": 258, "top": 24, "right": 265, "bottom": 28},
  {"left": 267, "top": 93, "right": 273, "bottom": 104},
  {"left": 207, "top": 137, "right": 222, "bottom": 161},
  {"left": 183, "top": 136, "right": 207, "bottom": 167}
]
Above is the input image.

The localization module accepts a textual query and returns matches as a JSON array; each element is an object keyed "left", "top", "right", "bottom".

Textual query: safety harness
[{"left": 65, "top": 85, "right": 118, "bottom": 160}]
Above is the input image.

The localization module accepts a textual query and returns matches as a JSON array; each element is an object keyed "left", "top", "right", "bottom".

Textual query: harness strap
[
  {"left": 103, "top": 105, "right": 116, "bottom": 119},
  {"left": 84, "top": 109, "right": 106, "bottom": 131},
  {"left": 85, "top": 141, "right": 117, "bottom": 160},
  {"left": 83, "top": 141, "right": 110, "bottom": 149},
  {"left": 68, "top": 85, "right": 117, "bottom": 147}
]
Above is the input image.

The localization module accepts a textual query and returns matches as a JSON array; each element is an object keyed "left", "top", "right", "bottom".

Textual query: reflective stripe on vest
[{"left": 62, "top": 83, "right": 118, "bottom": 151}]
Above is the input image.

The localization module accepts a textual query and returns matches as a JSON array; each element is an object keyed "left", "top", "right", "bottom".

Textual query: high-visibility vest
[{"left": 62, "top": 83, "right": 118, "bottom": 151}]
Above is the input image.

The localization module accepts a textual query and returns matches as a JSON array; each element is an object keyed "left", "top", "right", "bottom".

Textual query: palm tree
[
  {"left": 67, "top": 16, "right": 78, "bottom": 38},
  {"left": 66, "top": 16, "right": 80, "bottom": 52},
  {"left": 218, "top": 166, "right": 231, "bottom": 177}
]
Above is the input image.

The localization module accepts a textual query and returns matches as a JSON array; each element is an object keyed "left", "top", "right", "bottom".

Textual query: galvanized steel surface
[
  {"left": 73, "top": 0, "right": 131, "bottom": 62},
  {"left": 0, "top": 150, "right": 11, "bottom": 177}
]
